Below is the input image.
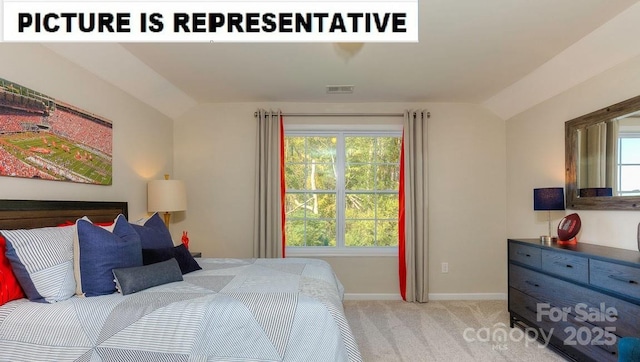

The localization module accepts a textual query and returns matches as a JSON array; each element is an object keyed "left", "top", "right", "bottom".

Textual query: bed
[{"left": 0, "top": 199, "right": 361, "bottom": 362}]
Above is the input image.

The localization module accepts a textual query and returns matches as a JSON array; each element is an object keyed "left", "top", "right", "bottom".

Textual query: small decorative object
[
  {"left": 557, "top": 213, "right": 581, "bottom": 245},
  {"left": 181, "top": 231, "right": 189, "bottom": 249}
]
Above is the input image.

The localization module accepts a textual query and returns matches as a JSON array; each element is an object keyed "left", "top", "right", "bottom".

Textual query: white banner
[{"left": 2, "top": 1, "right": 419, "bottom": 42}]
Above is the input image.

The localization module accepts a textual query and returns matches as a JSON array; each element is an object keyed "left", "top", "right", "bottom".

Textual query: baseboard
[
  {"left": 344, "top": 293, "right": 403, "bottom": 301},
  {"left": 343, "top": 292, "right": 507, "bottom": 301},
  {"left": 428, "top": 293, "right": 507, "bottom": 301}
]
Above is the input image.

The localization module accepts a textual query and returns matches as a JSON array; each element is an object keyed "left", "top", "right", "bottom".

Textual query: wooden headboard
[{"left": 0, "top": 200, "right": 128, "bottom": 230}]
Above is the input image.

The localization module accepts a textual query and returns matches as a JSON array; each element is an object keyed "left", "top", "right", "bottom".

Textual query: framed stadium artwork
[{"left": 0, "top": 77, "right": 112, "bottom": 185}]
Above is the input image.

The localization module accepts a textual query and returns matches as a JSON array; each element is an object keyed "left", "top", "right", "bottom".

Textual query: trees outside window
[{"left": 284, "top": 130, "right": 401, "bottom": 253}]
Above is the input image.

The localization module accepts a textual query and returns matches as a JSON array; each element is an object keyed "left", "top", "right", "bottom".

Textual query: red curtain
[
  {"left": 280, "top": 115, "right": 286, "bottom": 258},
  {"left": 398, "top": 133, "right": 406, "bottom": 300}
]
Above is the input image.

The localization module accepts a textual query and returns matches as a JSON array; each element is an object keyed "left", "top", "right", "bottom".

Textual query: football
[{"left": 557, "top": 213, "right": 581, "bottom": 242}]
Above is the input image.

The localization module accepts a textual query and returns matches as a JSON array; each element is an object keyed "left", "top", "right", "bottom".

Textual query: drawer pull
[
  {"left": 608, "top": 274, "right": 639, "bottom": 284},
  {"left": 524, "top": 280, "right": 540, "bottom": 287},
  {"left": 595, "top": 344, "right": 617, "bottom": 356},
  {"left": 516, "top": 252, "right": 531, "bottom": 258},
  {"left": 553, "top": 261, "right": 573, "bottom": 268}
]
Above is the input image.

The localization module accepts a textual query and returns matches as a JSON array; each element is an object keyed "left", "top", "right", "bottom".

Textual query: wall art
[{"left": 0, "top": 77, "right": 112, "bottom": 185}]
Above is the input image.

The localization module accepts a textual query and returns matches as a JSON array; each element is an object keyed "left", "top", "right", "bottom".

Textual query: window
[
  {"left": 617, "top": 132, "right": 640, "bottom": 196},
  {"left": 284, "top": 129, "right": 401, "bottom": 254}
]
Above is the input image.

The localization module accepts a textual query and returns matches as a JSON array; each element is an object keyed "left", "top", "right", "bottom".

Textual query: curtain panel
[
  {"left": 254, "top": 110, "right": 285, "bottom": 258},
  {"left": 399, "top": 110, "right": 429, "bottom": 302}
]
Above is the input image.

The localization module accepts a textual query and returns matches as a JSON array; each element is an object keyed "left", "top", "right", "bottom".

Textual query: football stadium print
[{"left": 0, "top": 78, "right": 112, "bottom": 185}]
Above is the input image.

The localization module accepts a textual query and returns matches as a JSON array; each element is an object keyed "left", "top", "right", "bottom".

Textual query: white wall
[
  {"left": 173, "top": 102, "right": 507, "bottom": 296},
  {"left": 0, "top": 44, "right": 511, "bottom": 296},
  {"left": 0, "top": 44, "right": 174, "bottom": 219},
  {"left": 507, "top": 54, "right": 640, "bottom": 251}
]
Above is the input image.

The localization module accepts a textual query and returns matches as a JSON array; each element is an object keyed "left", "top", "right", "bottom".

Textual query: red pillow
[
  {"left": 58, "top": 220, "right": 114, "bottom": 227},
  {"left": 1, "top": 234, "right": 25, "bottom": 305}
]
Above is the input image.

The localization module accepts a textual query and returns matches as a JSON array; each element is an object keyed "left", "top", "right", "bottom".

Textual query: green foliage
[{"left": 285, "top": 134, "right": 400, "bottom": 248}]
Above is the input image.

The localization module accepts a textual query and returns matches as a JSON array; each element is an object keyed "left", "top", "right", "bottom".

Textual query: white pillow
[{"left": 2, "top": 226, "right": 76, "bottom": 303}]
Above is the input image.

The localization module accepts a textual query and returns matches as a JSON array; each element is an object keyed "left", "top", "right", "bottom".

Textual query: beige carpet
[{"left": 343, "top": 300, "right": 567, "bottom": 362}]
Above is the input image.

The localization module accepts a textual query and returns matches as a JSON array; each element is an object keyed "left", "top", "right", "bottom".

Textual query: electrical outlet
[{"left": 441, "top": 262, "right": 449, "bottom": 273}]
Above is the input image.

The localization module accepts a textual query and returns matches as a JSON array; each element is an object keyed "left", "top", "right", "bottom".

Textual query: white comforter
[{"left": 0, "top": 258, "right": 361, "bottom": 362}]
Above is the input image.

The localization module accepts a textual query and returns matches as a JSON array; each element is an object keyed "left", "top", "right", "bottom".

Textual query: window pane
[
  {"left": 285, "top": 193, "right": 308, "bottom": 218},
  {"left": 307, "top": 137, "right": 336, "bottom": 163},
  {"left": 285, "top": 163, "right": 306, "bottom": 190},
  {"left": 376, "top": 165, "right": 400, "bottom": 190},
  {"left": 285, "top": 137, "right": 307, "bottom": 163},
  {"left": 377, "top": 194, "right": 399, "bottom": 219},
  {"left": 376, "top": 137, "right": 401, "bottom": 163},
  {"left": 345, "top": 193, "right": 374, "bottom": 219},
  {"left": 307, "top": 163, "right": 336, "bottom": 190},
  {"left": 377, "top": 221, "right": 398, "bottom": 246},
  {"left": 305, "top": 220, "right": 336, "bottom": 246},
  {"left": 345, "top": 164, "right": 374, "bottom": 190},
  {"left": 620, "top": 165, "right": 640, "bottom": 194},
  {"left": 285, "top": 220, "right": 306, "bottom": 246},
  {"left": 346, "top": 137, "right": 375, "bottom": 163},
  {"left": 620, "top": 138, "right": 640, "bottom": 164},
  {"left": 306, "top": 193, "right": 336, "bottom": 218},
  {"left": 345, "top": 220, "right": 375, "bottom": 247}
]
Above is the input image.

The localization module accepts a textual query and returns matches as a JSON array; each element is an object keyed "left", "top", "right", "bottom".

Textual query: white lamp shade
[{"left": 147, "top": 179, "right": 187, "bottom": 212}]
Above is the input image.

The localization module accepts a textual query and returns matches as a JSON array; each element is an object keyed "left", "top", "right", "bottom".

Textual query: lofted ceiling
[{"left": 45, "top": 0, "right": 640, "bottom": 120}]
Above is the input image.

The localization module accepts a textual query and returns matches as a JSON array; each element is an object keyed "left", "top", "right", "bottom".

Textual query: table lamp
[
  {"left": 533, "top": 187, "right": 565, "bottom": 243},
  {"left": 147, "top": 174, "right": 187, "bottom": 227}
]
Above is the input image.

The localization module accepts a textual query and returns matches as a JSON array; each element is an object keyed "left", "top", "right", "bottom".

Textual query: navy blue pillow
[
  {"left": 142, "top": 244, "right": 201, "bottom": 274},
  {"left": 77, "top": 215, "right": 143, "bottom": 297},
  {"left": 130, "top": 213, "right": 174, "bottom": 249},
  {"left": 113, "top": 258, "right": 183, "bottom": 295}
]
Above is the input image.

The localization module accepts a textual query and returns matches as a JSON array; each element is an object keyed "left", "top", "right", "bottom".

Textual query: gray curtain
[
  {"left": 403, "top": 110, "right": 429, "bottom": 302},
  {"left": 253, "top": 109, "right": 284, "bottom": 258},
  {"left": 578, "top": 120, "right": 618, "bottom": 191},
  {"left": 581, "top": 122, "right": 608, "bottom": 187},
  {"left": 605, "top": 119, "right": 619, "bottom": 192}
]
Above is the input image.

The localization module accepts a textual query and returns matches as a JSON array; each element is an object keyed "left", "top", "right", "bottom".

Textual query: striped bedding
[{"left": 0, "top": 257, "right": 361, "bottom": 362}]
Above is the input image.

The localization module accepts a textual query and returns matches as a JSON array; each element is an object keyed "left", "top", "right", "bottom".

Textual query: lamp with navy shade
[{"left": 533, "top": 187, "right": 565, "bottom": 243}]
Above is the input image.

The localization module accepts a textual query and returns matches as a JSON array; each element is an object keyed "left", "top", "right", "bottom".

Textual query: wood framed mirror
[{"left": 565, "top": 95, "right": 640, "bottom": 210}]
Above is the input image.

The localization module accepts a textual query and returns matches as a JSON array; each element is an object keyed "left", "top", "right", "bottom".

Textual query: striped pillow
[{"left": 2, "top": 226, "right": 76, "bottom": 303}]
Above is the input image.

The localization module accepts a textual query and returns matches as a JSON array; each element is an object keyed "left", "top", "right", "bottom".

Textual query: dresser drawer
[
  {"left": 509, "top": 288, "right": 618, "bottom": 362},
  {"left": 590, "top": 260, "right": 640, "bottom": 301},
  {"left": 509, "top": 242, "right": 541, "bottom": 268},
  {"left": 541, "top": 250, "right": 588, "bottom": 284},
  {"left": 510, "top": 264, "right": 640, "bottom": 338}
]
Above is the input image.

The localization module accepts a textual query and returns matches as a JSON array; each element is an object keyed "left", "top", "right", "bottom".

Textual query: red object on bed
[
  {"left": 58, "top": 220, "right": 114, "bottom": 227},
  {"left": 0, "top": 235, "right": 25, "bottom": 305}
]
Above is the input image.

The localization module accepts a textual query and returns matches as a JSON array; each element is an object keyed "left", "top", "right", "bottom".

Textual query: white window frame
[
  {"left": 284, "top": 124, "right": 402, "bottom": 257},
  {"left": 617, "top": 131, "right": 640, "bottom": 196}
]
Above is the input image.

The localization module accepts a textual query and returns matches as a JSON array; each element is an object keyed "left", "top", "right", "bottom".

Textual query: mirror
[{"left": 566, "top": 95, "right": 640, "bottom": 210}]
